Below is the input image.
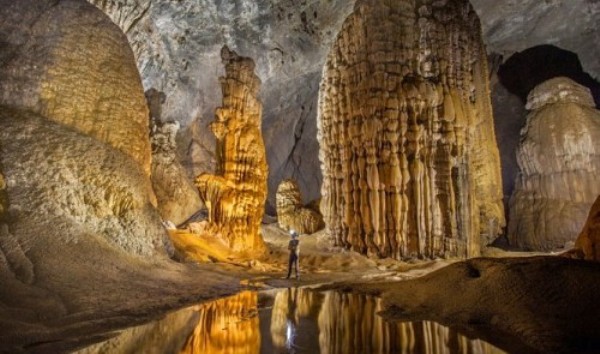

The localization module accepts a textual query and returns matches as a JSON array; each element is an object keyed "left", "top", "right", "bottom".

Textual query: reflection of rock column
[
  {"left": 317, "top": 0, "right": 504, "bottom": 260},
  {"left": 316, "top": 292, "right": 505, "bottom": 354},
  {"left": 195, "top": 46, "right": 268, "bottom": 252},
  {"left": 181, "top": 291, "right": 260, "bottom": 354},
  {"left": 270, "top": 288, "right": 320, "bottom": 351},
  {"left": 508, "top": 78, "right": 600, "bottom": 251}
]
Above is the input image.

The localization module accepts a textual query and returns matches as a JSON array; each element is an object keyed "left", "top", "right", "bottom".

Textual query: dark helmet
[{"left": 289, "top": 229, "right": 299, "bottom": 237}]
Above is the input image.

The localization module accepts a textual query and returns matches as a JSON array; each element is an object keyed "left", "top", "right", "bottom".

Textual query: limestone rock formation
[
  {"left": 148, "top": 89, "right": 203, "bottom": 225},
  {"left": 0, "top": 2, "right": 243, "bottom": 352},
  {"left": 0, "top": 0, "right": 151, "bottom": 175},
  {"left": 318, "top": 0, "right": 505, "bottom": 260},
  {"left": 195, "top": 47, "right": 268, "bottom": 253},
  {"left": 87, "top": 0, "right": 600, "bottom": 214},
  {"left": 573, "top": 195, "right": 600, "bottom": 262},
  {"left": 508, "top": 78, "right": 600, "bottom": 251},
  {"left": 276, "top": 179, "right": 324, "bottom": 234}
]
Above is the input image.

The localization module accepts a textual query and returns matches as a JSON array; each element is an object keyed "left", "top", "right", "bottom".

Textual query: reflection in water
[
  {"left": 79, "top": 289, "right": 505, "bottom": 354},
  {"left": 270, "top": 289, "right": 504, "bottom": 354},
  {"left": 180, "top": 291, "right": 260, "bottom": 354}
]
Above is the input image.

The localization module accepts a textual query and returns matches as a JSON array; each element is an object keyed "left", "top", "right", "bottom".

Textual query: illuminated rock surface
[
  {"left": 276, "top": 179, "right": 324, "bottom": 234},
  {"left": 318, "top": 0, "right": 504, "bottom": 260},
  {"left": 149, "top": 90, "right": 203, "bottom": 225},
  {"left": 0, "top": 2, "right": 239, "bottom": 352},
  {"left": 0, "top": 0, "right": 151, "bottom": 175},
  {"left": 195, "top": 47, "right": 268, "bottom": 253},
  {"left": 508, "top": 78, "right": 600, "bottom": 251},
  {"left": 86, "top": 0, "right": 600, "bottom": 212},
  {"left": 573, "top": 195, "right": 600, "bottom": 262}
]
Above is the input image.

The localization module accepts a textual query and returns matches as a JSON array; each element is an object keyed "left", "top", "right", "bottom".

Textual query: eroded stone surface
[
  {"left": 86, "top": 0, "right": 600, "bottom": 213},
  {"left": 276, "top": 179, "right": 324, "bottom": 235},
  {"left": 148, "top": 89, "right": 203, "bottom": 225},
  {"left": 318, "top": 0, "right": 504, "bottom": 260},
  {"left": 195, "top": 47, "right": 267, "bottom": 252},
  {"left": 508, "top": 78, "right": 600, "bottom": 251},
  {"left": 0, "top": 0, "right": 151, "bottom": 174}
]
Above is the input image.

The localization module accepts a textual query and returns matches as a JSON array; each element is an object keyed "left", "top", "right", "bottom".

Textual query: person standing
[{"left": 286, "top": 230, "right": 300, "bottom": 279}]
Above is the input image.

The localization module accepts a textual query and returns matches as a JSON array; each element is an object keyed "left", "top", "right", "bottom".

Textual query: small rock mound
[{"left": 276, "top": 179, "right": 324, "bottom": 234}]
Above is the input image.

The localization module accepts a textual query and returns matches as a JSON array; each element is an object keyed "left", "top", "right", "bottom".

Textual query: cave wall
[
  {"left": 318, "top": 0, "right": 504, "bottom": 260},
  {"left": 85, "top": 0, "right": 600, "bottom": 216},
  {"left": 87, "top": 0, "right": 357, "bottom": 213}
]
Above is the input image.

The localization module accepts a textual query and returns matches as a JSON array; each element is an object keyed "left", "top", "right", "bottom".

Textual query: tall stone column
[
  {"left": 195, "top": 47, "right": 268, "bottom": 253},
  {"left": 318, "top": 0, "right": 504, "bottom": 260},
  {"left": 508, "top": 77, "right": 600, "bottom": 251}
]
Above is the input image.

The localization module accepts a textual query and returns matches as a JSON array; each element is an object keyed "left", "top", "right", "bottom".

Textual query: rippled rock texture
[
  {"left": 318, "top": 0, "right": 504, "bottom": 260},
  {"left": 508, "top": 78, "right": 600, "bottom": 251},
  {"left": 195, "top": 47, "right": 267, "bottom": 252},
  {"left": 1, "top": 0, "right": 151, "bottom": 175},
  {"left": 276, "top": 179, "right": 324, "bottom": 234},
  {"left": 0, "top": 2, "right": 239, "bottom": 351},
  {"left": 87, "top": 0, "right": 356, "bottom": 212},
  {"left": 149, "top": 89, "right": 203, "bottom": 225},
  {"left": 86, "top": 0, "right": 600, "bottom": 214}
]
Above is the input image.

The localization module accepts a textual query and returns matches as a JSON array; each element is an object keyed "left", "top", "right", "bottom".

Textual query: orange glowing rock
[
  {"left": 276, "top": 179, "right": 324, "bottom": 234},
  {"left": 317, "top": 0, "right": 504, "bottom": 260},
  {"left": 180, "top": 291, "right": 260, "bottom": 354},
  {"left": 195, "top": 47, "right": 268, "bottom": 253}
]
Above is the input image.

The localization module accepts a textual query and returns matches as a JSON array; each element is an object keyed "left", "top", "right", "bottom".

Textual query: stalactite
[
  {"left": 195, "top": 46, "right": 268, "bottom": 252},
  {"left": 317, "top": 0, "right": 504, "bottom": 260},
  {"left": 276, "top": 179, "right": 324, "bottom": 234}
]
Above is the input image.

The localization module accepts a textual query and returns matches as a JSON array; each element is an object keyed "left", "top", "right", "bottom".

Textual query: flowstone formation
[
  {"left": 318, "top": 0, "right": 504, "bottom": 260},
  {"left": 508, "top": 78, "right": 600, "bottom": 251},
  {"left": 147, "top": 89, "right": 203, "bottom": 225},
  {"left": 0, "top": 0, "right": 151, "bottom": 175},
  {"left": 276, "top": 179, "right": 324, "bottom": 234},
  {"left": 195, "top": 47, "right": 267, "bottom": 253}
]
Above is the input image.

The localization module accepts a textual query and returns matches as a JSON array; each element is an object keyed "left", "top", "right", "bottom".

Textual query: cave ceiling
[{"left": 88, "top": 0, "right": 599, "bottom": 211}]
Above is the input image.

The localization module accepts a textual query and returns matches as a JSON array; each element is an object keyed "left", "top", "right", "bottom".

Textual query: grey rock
[{"left": 88, "top": 0, "right": 600, "bottom": 212}]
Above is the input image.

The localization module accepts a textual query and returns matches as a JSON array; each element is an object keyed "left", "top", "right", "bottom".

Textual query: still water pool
[{"left": 78, "top": 288, "right": 505, "bottom": 354}]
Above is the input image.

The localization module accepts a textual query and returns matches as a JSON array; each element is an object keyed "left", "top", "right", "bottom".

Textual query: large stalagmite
[
  {"left": 195, "top": 47, "right": 268, "bottom": 253},
  {"left": 317, "top": 0, "right": 504, "bottom": 259},
  {"left": 508, "top": 77, "right": 600, "bottom": 251}
]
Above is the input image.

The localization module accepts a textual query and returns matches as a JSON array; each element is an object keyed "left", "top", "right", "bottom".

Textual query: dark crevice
[{"left": 498, "top": 45, "right": 600, "bottom": 108}]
